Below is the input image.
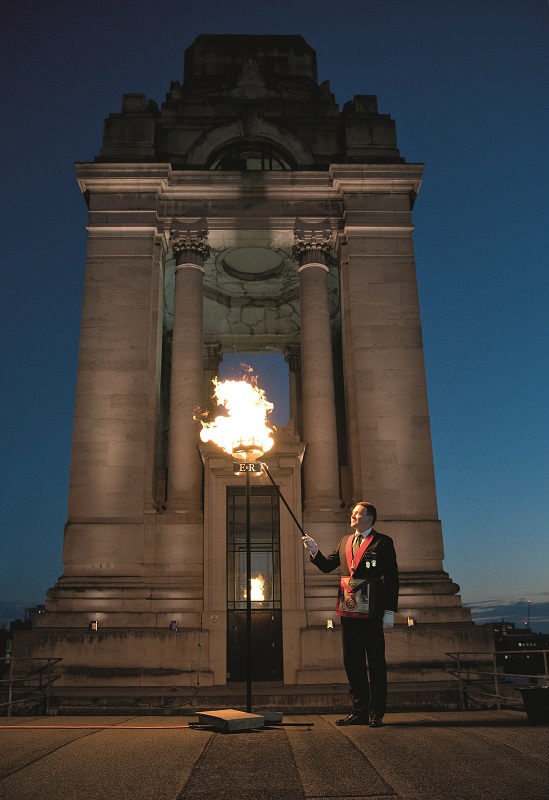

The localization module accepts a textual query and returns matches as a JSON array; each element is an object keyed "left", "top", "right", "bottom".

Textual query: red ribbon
[{"left": 346, "top": 532, "right": 374, "bottom": 575}]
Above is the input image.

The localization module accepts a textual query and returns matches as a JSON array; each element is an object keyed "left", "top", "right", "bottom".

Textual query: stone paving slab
[
  {"left": 333, "top": 711, "right": 549, "bottom": 800},
  {"left": 182, "top": 725, "right": 303, "bottom": 800},
  {"left": 0, "top": 717, "right": 211, "bottom": 800},
  {"left": 0, "top": 711, "right": 547, "bottom": 800},
  {"left": 286, "top": 714, "right": 395, "bottom": 798}
]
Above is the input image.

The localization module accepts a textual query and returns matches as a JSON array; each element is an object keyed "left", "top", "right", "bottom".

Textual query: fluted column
[
  {"left": 166, "top": 220, "right": 209, "bottom": 514},
  {"left": 293, "top": 218, "right": 341, "bottom": 514}
]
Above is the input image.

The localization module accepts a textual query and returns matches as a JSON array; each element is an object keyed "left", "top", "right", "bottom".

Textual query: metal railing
[
  {"left": 0, "top": 657, "right": 63, "bottom": 716},
  {"left": 446, "top": 650, "right": 549, "bottom": 711}
]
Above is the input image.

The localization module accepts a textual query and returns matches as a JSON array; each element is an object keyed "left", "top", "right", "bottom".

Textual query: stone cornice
[
  {"left": 330, "top": 163, "right": 424, "bottom": 195},
  {"left": 75, "top": 162, "right": 424, "bottom": 201},
  {"left": 75, "top": 163, "right": 172, "bottom": 195}
]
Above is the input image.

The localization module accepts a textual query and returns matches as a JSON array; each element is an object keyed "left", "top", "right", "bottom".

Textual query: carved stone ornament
[
  {"left": 292, "top": 217, "right": 333, "bottom": 259},
  {"left": 237, "top": 58, "right": 267, "bottom": 97},
  {"left": 169, "top": 219, "right": 210, "bottom": 261},
  {"left": 284, "top": 345, "right": 301, "bottom": 372},
  {"left": 203, "top": 343, "right": 224, "bottom": 372}
]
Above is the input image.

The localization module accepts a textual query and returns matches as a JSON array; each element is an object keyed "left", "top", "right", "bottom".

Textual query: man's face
[{"left": 350, "top": 505, "right": 374, "bottom": 533}]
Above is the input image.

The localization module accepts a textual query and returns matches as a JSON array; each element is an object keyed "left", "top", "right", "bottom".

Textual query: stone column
[
  {"left": 203, "top": 343, "right": 223, "bottom": 415},
  {"left": 293, "top": 219, "right": 341, "bottom": 514},
  {"left": 166, "top": 220, "right": 210, "bottom": 514},
  {"left": 284, "top": 345, "right": 302, "bottom": 435}
]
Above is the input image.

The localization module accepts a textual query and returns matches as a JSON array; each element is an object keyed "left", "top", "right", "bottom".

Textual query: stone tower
[{"left": 17, "top": 35, "right": 491, "bottom": 707}]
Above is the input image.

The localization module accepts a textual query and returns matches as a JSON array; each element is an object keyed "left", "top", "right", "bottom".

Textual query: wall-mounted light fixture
[
  {"left": 326, "top": 618, "right": 334, "bottom": 629},
  {"left": 170, "top": 620, "right": 178, "bottom": 631},
  {"left": 89, "top": 620, "right": 98, "bottom": 631},
  {"left": 407, "top": 616, "right": 416, "bottom": 628}
]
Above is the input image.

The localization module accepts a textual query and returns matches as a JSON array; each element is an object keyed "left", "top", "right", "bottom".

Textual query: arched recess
[{"left": 186, "top": 120, "right": 316, "bottom": 168}]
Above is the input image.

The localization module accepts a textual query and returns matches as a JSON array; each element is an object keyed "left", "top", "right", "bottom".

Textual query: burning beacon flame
[
  {"left": 199, "top": 376, "right": 275, "bottom": 458},
  {"left": 250, "top": 574, "right": 266, "bottom": 602}
]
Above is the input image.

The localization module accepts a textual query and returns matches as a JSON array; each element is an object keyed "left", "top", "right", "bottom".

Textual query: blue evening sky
[{"left": 1, "top": 0, "right": 548, "bottom": 632}]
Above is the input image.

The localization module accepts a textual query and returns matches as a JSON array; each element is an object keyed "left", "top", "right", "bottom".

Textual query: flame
[
  {"left": 250, "top": 574, "right": 265, "bottom": 602},
  {"left": 199, "top": 376, "right": 274, "bottom": 457}
]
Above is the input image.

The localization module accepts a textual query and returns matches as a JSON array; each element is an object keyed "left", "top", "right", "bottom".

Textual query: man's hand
[
  {"left": 382, "top": 610, "right": 395, "bottom": 630},
  {"left": 302, "top": 535, "right": 319, "bottom": 557}
]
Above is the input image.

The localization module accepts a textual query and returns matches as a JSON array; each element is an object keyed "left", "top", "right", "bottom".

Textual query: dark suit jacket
[{"left": 311, "top": 529, "right": 399, "bottom": 617}]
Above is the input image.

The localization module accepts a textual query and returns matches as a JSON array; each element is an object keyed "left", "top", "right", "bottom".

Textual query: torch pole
[
  {"left": 260, "top": 462, "right": 306, "bottom": 537},
  {"left": 245, "top": 468, "right": 252, "bottom": 713}
]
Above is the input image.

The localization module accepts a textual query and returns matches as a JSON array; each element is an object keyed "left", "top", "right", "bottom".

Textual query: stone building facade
[{"left": 16, "top": 35, "right": 491, "bottom": 706}]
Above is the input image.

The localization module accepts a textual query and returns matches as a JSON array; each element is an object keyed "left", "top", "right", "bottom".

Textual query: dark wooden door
[{"left": 227, "top": 610, "right": 283, "bottom": 681}]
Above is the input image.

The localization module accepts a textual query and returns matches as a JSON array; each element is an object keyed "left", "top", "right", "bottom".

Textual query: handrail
[
  {"left": 445, "top": 650, "right": 549, "bottom": 711},
  {"left": 0, "top": 657, "right": 63, "bottom": 717}
]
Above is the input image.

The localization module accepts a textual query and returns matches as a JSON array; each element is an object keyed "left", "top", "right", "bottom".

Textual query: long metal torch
[{"left": 260, "top": 462, "right": 306, "bottom": 537}]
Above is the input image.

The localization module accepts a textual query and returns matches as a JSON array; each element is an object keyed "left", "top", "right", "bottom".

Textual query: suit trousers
[{"left": 340, "top": 616, "right": 387, "bottom": 717}]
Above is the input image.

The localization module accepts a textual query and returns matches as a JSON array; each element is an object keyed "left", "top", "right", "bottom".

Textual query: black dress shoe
[
  {"left": 336, "top": 712, "right": 369, "bottom": 726},
  {"left": 368, "top": 715, "right": 384, "bottom": 728}
]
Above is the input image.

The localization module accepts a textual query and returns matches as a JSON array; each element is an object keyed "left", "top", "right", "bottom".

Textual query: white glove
[
  {"left": 302, "top": 535, "right": 319, "bottom": 557},
  {"left": 382, "top": 610, "right": 395, "bottom": 630}
]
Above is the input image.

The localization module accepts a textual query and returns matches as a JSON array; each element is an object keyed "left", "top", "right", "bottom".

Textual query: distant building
[
  {"left": 486, "top": 622, "right": 549, "bottom": 679},
  {"left": 24, "top": 606, "right": 46, "bottom": 630}
]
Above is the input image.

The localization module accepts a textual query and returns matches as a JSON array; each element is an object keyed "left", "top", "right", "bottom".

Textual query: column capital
[
  {"left": 292, "top": 217, "right": 332, "bottom": 267},
  {"left": 169, "top": 218, "right": 210, "bottom": 267},
  {"left": 284, "top": 345, "right": 301, "bottom": 373},
  {"left": 203, "top": 343, "right": 224, "bottom": 372}
]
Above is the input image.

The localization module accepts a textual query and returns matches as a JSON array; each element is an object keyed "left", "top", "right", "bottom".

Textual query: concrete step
[{"left": 46, "top": 680, "right": 468, "bottom": 715}]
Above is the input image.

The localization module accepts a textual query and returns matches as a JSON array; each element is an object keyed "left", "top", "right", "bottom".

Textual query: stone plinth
[{"left": 13, "top": 628, "right": 211, "bottom": 688}]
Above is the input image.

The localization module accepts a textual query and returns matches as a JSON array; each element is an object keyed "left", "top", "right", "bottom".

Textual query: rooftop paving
[{"left": 1, "top": 710, "right": 547, "bottom": 799}]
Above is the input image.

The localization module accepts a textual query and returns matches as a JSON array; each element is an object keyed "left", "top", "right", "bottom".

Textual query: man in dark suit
[{"left": 303, "top": 501, "right": 399, "bottom": 727}]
